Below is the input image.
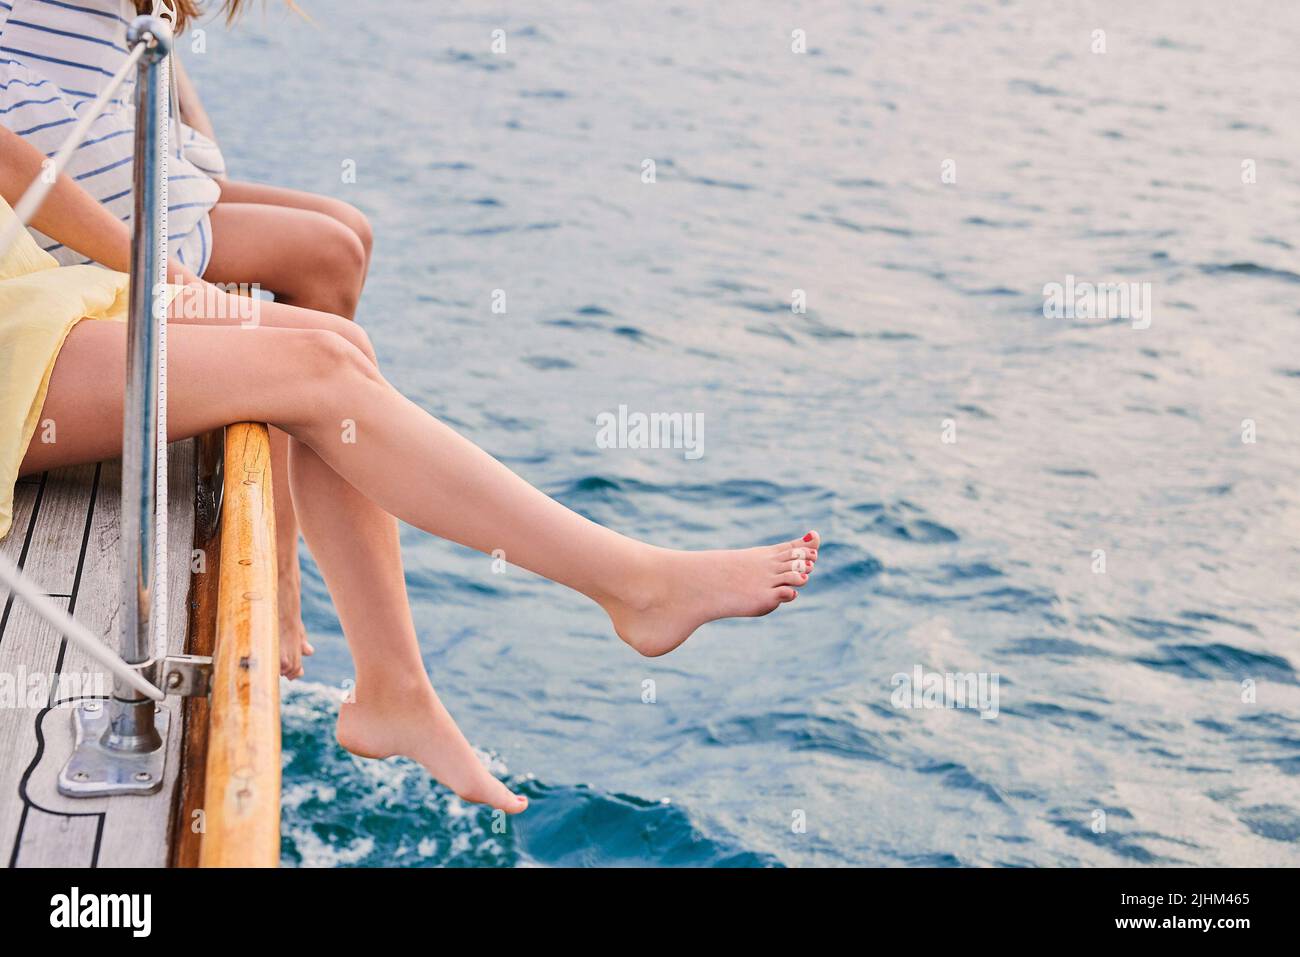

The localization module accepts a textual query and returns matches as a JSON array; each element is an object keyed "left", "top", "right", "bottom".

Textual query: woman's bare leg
[
  {"left": 265, "top": 427, "right": 311, "bottom": 673},
  {"left": 23, "top": 321, "right": 819, "bottom": 809},
  {"left": 168, "top": 290, "right": 379, "bottom": 677},
  {"left": 159, "top": 295, "right": 821, "bottom": 656},
  {"left": 201, "top": 195, "right": 372, "bottom": 666},
  {"left": 204, "top": 202, "right": 367, "bottom": 319},
  {"left": 26, "top": 320, "right": 525, "bottom": 812},
  {"left": 27, "top": 320, "right": 822, "bottom": 656},
  {"left": 215, "top": 179, "right": 373, "bottom": 273}
]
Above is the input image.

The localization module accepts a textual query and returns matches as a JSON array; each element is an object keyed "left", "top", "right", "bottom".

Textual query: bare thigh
[
  {"left": 217, "top": 179, "right": 372, "bottom": 255},
  {"left": 204, "top": 203, "right": 360, "bottom": 289},
  {"left": 19, "top": 320, "right": 322, "bottom": 476},
  {"left": 167, "top": 291, "right": 377, "bottom": 364}
]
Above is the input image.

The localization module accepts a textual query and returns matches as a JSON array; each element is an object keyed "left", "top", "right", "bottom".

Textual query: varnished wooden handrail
[{"left": 199, "top": 422, "right": 280, "bottom": 867}]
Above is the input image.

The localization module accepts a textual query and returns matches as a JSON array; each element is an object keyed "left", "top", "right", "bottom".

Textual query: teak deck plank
[{"left": 0, "top": 441, "right": 196, "bottom": 868}]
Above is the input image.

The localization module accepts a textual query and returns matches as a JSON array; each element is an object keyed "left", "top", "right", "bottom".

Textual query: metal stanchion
[{"left": 59, "top": 15, "right": 176, "bottom": 797}]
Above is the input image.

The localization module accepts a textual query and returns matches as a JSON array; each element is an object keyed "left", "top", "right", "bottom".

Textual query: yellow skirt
[{"left": 0, "top": 197, "right": 131, "bottom": 540}]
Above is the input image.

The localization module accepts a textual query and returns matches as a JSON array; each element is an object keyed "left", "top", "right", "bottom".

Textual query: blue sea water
[{"left": 191, "top": 0, "right": 1300, "bottom": 867}]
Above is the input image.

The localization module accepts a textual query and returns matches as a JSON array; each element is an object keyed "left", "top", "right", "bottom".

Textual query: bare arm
[
  {"left": 173, "top": 55, "right": 218, "bottom": 145},
  {"left": 0, "top": 125, "right": 201, "bottom": 284}
]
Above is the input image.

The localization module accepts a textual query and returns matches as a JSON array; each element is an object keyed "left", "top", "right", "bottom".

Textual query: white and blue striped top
[{"left": 0, "top": 0, "right": 224, "bottom": 274}]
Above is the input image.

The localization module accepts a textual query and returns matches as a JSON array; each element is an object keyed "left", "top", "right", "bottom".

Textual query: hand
[{"left": 165, "top": 257, "right": 203, "bottom": 288}]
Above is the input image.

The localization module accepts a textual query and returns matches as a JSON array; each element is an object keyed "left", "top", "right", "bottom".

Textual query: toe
[
  {"left": 302, "top": 640, "right": 315, "bottom": 657},
  {"left": 780, "top": 531, "right": 821, "bottom": 555},
  {"left": 460, "top": 776, "right": 529, "bottom": 815},
  {"left": 775, "top": 586, "right": 797, "bottom": 603},
  {"left": 778, "top": 569, "right": 810, "bottom": 587}
]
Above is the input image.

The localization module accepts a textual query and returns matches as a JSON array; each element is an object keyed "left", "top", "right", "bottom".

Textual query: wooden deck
[{"left": 0, "top": 441, "right": 195, "bottom": 867}]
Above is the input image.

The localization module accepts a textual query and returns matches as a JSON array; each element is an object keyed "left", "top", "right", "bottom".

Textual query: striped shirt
[{"left": 0, "top": 0, "right": 224, "bottom": 274}]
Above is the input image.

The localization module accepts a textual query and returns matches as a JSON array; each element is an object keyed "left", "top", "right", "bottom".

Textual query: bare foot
[
  {"left": 278, "top": 610, "right": 315, "bottom": 680},
  {"left": 278, "top": 567, "right": 315, "bottom": 679},
  {"left": 600, "top": 530, "right": 821, "bottom": 657},
  {"left": 335, "top": 682, "right": 528, "bottom": 815}
]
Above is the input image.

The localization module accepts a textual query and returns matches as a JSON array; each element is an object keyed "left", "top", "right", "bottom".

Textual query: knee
[
  {"left": 331, "top": 319, "right": 377, "bottom": 367},
  {"left": 341, "top": 203, "right": 373, "bottom": 261},
  {"left": 296, "top": 328, "right": 382, "bottom": 398},
  {"left": 321, "top": 198, "right": 373, "bottom": 263},
  {"left": 314, "top": 219, "right": 367, "bottom": 315}
]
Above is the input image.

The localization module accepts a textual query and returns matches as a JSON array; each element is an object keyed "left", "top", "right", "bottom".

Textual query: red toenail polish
[{"left": 803, "top": 533, "right": 813, "bottom": 542}]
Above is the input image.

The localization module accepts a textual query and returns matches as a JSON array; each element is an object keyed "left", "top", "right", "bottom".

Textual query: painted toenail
[{"left": 803, "top": 533, "right": 813, "bottom": 542}]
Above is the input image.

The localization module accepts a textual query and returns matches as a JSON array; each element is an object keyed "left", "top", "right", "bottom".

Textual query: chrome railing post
[
  {"left": 59, "top": 15, "right": 175, "bottom": 797},
  {"left": 111, "top": 16, "right": 169, "bottom": 743}
]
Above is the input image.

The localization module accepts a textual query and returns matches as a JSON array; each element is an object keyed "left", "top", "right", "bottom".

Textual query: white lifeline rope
[{"left": 0, "top": 554, "right": 164, "bottom": 701}]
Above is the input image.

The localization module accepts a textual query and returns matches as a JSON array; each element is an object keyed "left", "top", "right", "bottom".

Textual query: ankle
[
  {"left": 350, "top": 669, "right": 435, "bottom": 707},
  {"left": 602, "top": 543, "right": 673, "bottom": 613},
  {"left": 277, "top": 565, "right": 302, "bottom": 610}
]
